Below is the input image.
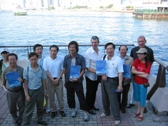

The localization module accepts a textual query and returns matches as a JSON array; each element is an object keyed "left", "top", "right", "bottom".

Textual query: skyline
[{"left": 0, "top": 0, "right": 168, "bottom": 10}]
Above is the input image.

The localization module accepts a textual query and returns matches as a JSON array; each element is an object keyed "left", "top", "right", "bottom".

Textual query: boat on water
[{"left": 13, "top": 9, "right": 27, "bottom": 16}]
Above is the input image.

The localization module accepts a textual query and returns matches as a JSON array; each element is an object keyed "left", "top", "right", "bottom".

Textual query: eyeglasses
[{"left": 137, "top": 53, "right": 145, "bottom": 55}]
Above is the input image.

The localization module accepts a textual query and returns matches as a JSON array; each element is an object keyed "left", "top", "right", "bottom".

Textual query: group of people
[{"left": 0, "top": 35, "right": 154, "bottom": 126}]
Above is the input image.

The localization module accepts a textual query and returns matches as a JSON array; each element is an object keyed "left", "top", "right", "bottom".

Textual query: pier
[
  {"left": 0, "top": 44, "right": 168, "bottom": 126},
  {"left": 133, "top": 5, "right": 168, "bottom": 19}
]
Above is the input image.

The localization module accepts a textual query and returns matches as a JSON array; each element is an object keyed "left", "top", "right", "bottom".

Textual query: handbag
[{"left": 144, "top": 82, "right": 150, "bottom": 88}]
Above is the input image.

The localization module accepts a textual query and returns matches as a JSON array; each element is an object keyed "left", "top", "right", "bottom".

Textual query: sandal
[
  {"left": 138, "top": 116, "right": 143, "bottom": 121},
  {"left": 133, "top": 113, "right": 140, "bottom": 117}
]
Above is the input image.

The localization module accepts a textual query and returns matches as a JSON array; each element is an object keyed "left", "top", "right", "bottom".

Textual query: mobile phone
[{"left": 114, "top": 89, "right": 119, "bottom": 93}]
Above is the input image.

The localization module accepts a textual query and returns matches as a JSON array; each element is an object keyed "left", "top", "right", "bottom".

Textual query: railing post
[{"left": 147, "top": 64, "right": 166, "bottom": 100}]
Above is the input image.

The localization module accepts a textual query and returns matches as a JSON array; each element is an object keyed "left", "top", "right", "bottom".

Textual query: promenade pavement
[{"left": 0, "top": 83, "right": 168, "bottom": 126}]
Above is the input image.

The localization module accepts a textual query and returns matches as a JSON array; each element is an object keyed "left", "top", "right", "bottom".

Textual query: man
[
  {"left": 22, "top": 52, "right": 47, "bottom": 126},
  {"left": 0, "top": 48, "right": 9, "bottom": 85},
  {"left": 63, "top": 41, "right": 90, "bottom": 121},
  {"left": 33, "top": 44, "right": 50, "bottom": 113},
  {"left": 130, "top": 36, "right": 154, "bottom": 63},
  {"left": 118, "top": 45, "right": 133, "bottom": 113},
  {"left": 128, "top": 36, "right": 154, "bottom": 110},
  {"left": 33, "top": 44, "right": 45, "bottom": 67},
  {"left": 43, "top": 45, "right": 66, "bottom": 118},
  {"left": 100, "top": 42, "right": 123, "bottom": 126},
  {"left": 2, "top": 53, "right": 25, "bottom": 126},
  {"left": 84, "top": 36, "right": 103, "bottom": 112}
]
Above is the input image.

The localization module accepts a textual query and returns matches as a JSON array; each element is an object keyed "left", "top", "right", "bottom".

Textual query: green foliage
[
  {"left": 126, "top": 6, "right": 134, "bottom": 9},
  {"left": 99, "top": 6, "right": 104, "bottom": 9},
  {"left": 72, "top": 6, "right": 88, "bottom": 9},
  {"left": 107, "top": 4, "right": 113, "bottom": 9},
  {"left": 48, "top": 6, "right": 55, "bottom": 10}
]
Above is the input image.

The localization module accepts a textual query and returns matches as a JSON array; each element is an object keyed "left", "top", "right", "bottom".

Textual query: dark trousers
[
  {"left": 101, "top": 78, "right": 120, "bottom": 120},
  {"left": 6, "top": 89, "right": 25, "bottom": 123},
  {"left": 22, "top": 86, "right": 44, "bottom": 126},
  {"left": 85, "top": 77, "right": 99, "bottom": 109},
  {"left": 65, "top": 81, "right": 89, "bottom": 111},
  {"left": 117, "top": 84, "right": 130, "bottom": 109}
]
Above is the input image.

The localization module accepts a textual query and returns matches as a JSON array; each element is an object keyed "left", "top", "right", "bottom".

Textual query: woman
[{"left": 131, "top": 48, "right": 151, "bottom": 121}]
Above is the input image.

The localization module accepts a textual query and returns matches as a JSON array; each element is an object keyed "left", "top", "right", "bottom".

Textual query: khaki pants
[{"left": 47, "top": 79, "right": 64, "bottom": 112}]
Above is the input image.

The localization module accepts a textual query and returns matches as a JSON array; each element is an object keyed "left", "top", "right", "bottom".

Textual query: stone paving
[{"left": 0, "top": 83, "right": 168, "bottom": 126}]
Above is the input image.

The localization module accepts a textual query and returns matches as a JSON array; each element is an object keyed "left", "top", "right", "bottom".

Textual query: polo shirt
[
  {"left": 85, "top": 47, "right": 103, "bottom": 81},
  {"left": 104, "top": 55, "right": 123, "bottom": 78},
  {"left": 132, "top": 58, "right": 151, "bottom": 84},
  {"left": 2, "top": 65, "right": 23, "bottom": 90},
  {"left": 43, "top": 56, "right": 63, "bottom": 78},
  {"left": 23, "top": 65, "right": 47, "bottom": 90}
]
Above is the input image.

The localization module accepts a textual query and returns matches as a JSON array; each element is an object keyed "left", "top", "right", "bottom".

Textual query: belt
[
  {"left": 107, "top": 77, "right": 118, "bottom": 80},
  {"left": 53, "top": 77, "right": 62, "bottom": 79},
  {"left": 7, "top": 88, "right": 23, "bottom": 93}
]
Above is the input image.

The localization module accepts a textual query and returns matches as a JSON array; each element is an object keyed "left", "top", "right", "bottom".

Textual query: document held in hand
[
  {"left": 96, "top": 60, "right": 106, "bottom": 75},
  {"left": 6, "top": 72, "right": 21, "bottom": 88},
  {"left": 70, "top": 65, "right": 81, "bottom": 80},
  {"left": 123, "top": 64, "right": 131, "bottom": 78}
]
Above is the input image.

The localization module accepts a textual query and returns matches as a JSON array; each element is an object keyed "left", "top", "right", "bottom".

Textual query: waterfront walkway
[{"left": 0, "top": 83, "right": 168, "bottom": 126}]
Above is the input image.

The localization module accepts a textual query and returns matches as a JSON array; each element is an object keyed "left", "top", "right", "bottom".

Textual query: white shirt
[
  {"left": 84, "top": 47, "right": 103, "bottom": 80},
  {"left": 43, "top": 56, "right": 63, "bottom": 78},
  {"left": 105, "top": 55, "right": 123, "bottom": 77}
]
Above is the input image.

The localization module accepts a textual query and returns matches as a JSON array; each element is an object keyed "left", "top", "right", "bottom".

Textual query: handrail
[
  {"left": 0, "top": 44, "right": 135, "bottom": 47},
  {"left": 154, "top": 57, "right": 168, "bottom": 71}
]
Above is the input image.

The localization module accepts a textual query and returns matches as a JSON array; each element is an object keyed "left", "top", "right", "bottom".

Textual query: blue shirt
[
  {"left": 23, "top": 65, "right": 47, "bottom": 90},
  {"left": 63, "top": 53, "right": 86, "bottom": 83}
]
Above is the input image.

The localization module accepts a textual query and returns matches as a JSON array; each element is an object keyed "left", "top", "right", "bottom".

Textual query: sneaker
[
  {"left": 37, "top": 120, "right": 48, "bottom": 126},
  {"left": 83, "top": 112, "right": 89, "bottom": 122},
  {"left": 88, "top": 109, "right": 96, "bottom": 115},
  {"left": 71, "top": 109, "right": 77, "bottom": 117},
  {"left": 59, "top": 111, "right": 66, "bottom": 117},
  {"left": 92, "top": 106, "right": 99, "bottom": 111},
  {"left": 100, "top": 113, "right": 108, "bottom": 118},
  {"left": 46, "top": 107, "right": 50, "bottom": 113},
  {"left": 144, "top": 107, "right": 148, "bottom": 113},
  {"left": 114, "top": 120, "right": 120, "bottom": 125}
]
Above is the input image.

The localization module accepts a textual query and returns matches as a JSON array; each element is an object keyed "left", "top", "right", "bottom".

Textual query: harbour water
[{"left": 0, "top": 10, "right": 168, "bottom": 61}]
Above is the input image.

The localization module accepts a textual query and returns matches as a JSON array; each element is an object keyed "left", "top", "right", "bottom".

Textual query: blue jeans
[{"left": 133, "top": 81, "right": 147, "bottom": 107}]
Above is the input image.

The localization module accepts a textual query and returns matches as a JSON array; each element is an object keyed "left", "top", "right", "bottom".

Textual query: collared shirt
[
  {"left": 23, "top": 65, "right": 47, "bottom": 90},
  {"left": 43, "top": 56, "right": 63, "bottom": 78},
  {"left": 38, "top": 55, "right": 45, "bottom": 67},
  {"left": 105, "top": 55, "right": 123, "bottom": 78},
  {"left": 2, "top": 65, "right": 23, "bottom": 90},
  {"left": 84, "top": 47, "right": 103, "bottom": 80},
  {"left": 63, "top": 53, "right": 86, "bottom": 83}
]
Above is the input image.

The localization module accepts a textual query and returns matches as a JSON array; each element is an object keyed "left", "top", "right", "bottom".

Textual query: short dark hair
[
  {"left": 91, "top": 36, "right": 99, "bottom": 43},
  {"left": 7, "top": 53, "right": 18, "bottom": 60},
  {"left": 119, "top": 45, "right": 128, "bottom": 51},
  {"left": 105, "top": 42, "right": 115, "bottom": 49},
  {"left": 33, "top": 44, "right": 43, "bottom": 51},
  {"left": 28, "top": 52, "right": 38, "bottom": 59},
  {"left": 50, "top": 45, "right": 59, "bottom": 52},
  {"left": 68, "top": 41, "right": 79, "bottom": 52}
]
